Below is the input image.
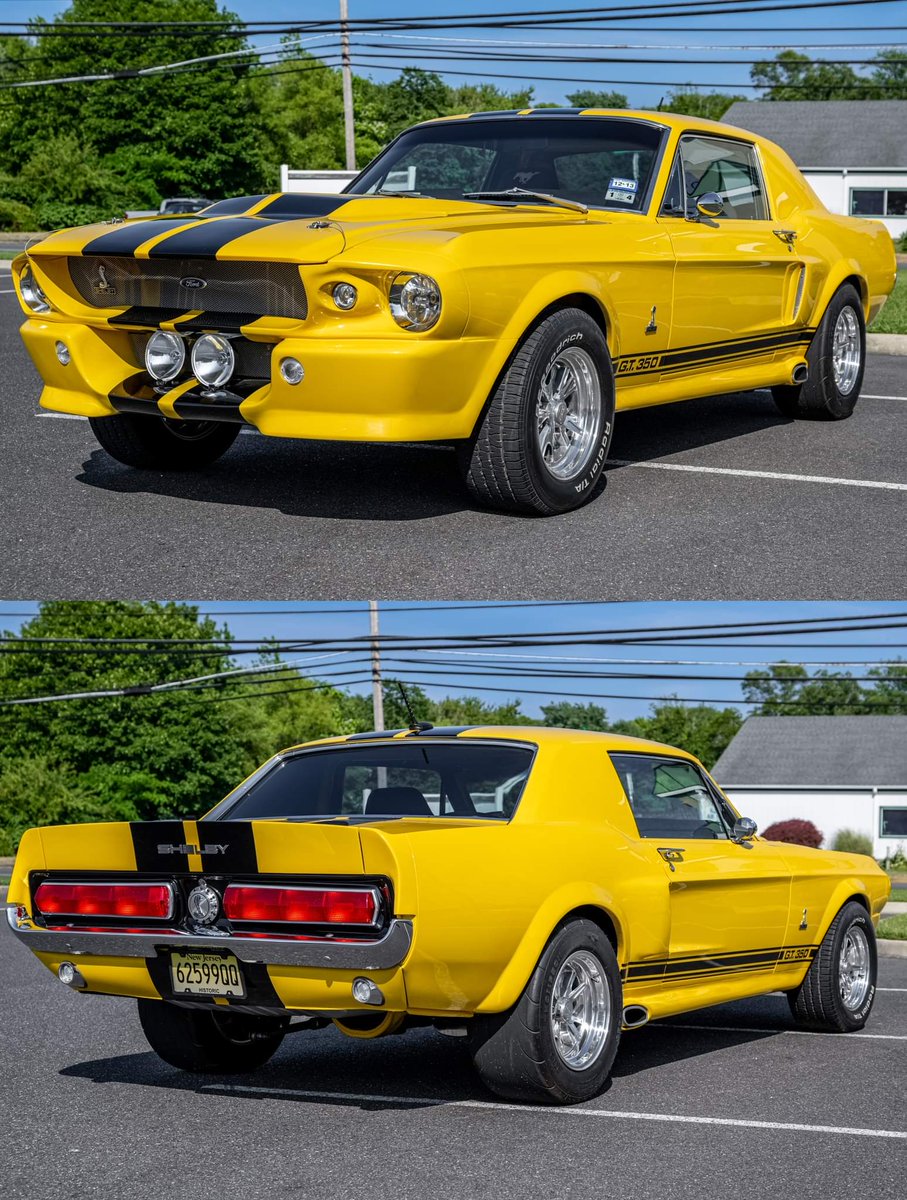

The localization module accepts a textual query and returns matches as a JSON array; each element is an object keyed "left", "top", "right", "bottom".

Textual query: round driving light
[
  {"left": 20, "top": 263, "right": 51, "bottom": 314},
  {"left": 58, "top": 962, "right": 76, "bottom": 985},
  {"left": 279, "top": 357, "right": 305, "bottom": 385},
  {"left": 389, "top": 272, "right": 441, "bottom": 331},
  {"left": 54, "top": 340, "right": 71, "bottom": 366},
  {"left": 190, "top": 333, "right": 235, "bottom": 389},
  {"left": 144, "top": 331, "right": 185, "bottom": 382},
  {"left": 332, "top": 282, "right": 358, "bottom": 310}
]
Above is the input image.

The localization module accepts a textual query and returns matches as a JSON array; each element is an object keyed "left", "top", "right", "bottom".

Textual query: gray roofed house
[
  {"left": 712, "top": 716, "right": 907, "bottom": 855},
  {"left": 719, "top": 100, "right": 907, "bottom": 237}
]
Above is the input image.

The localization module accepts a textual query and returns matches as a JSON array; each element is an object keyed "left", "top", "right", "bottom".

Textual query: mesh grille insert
[{"left": 69, "top": 256, "right": 307, "bottom": 321}]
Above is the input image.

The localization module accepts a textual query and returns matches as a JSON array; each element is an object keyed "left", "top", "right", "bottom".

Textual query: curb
[
  {"left": 867, "top": 332, "right": 907, "bottom": 355},
  {"left": 878, "top": 939, "right": 907, "bottom": 958}
]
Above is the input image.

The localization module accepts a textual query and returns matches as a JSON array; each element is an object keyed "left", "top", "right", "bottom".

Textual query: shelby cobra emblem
[
  {"left": 186, "top": 882, "right": 220, "bottom": 925},
  {"left": 93, "top": 265, "right": 116, "bottom": 297}
]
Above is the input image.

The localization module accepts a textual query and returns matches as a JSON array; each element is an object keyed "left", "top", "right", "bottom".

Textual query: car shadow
[
  {"left": 73, "top": 390, "right": 788, "bottom": 523},
  {"left": 59, "top": 1009, "right": 788, "bottom": 1110}
]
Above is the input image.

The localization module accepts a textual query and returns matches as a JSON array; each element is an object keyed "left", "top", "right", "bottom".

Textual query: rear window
[{"left": 216, "top": 740, "right": 534, "bottom": 822}]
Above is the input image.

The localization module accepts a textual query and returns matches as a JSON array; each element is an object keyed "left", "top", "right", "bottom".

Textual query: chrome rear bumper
[{"left": 5, "top": 904, "right": 413, "bottom": 970}]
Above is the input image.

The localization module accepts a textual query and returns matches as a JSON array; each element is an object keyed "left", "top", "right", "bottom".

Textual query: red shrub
[{"left": 762, "top": 818, "right": 823, "bottom": 848}]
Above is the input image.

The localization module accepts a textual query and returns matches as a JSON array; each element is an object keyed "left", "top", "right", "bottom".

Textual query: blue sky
[
  {"left": 2, "top": 1, "right": 904, "bottom": 107},
  {"left": 1, "top": 601, "right": 904, "bottom": 721}
]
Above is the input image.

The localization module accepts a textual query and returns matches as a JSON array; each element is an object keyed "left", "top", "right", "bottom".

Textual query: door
[
  {"left": 658, "top": 133, "right": 807, "bottom": 364},
  {"left": 609, "top": 752, "right": 791, "bottom": 986}
]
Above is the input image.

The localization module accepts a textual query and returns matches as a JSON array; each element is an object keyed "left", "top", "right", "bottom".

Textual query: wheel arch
[
  {"left": 474, "top": 886, "right": 628, "bottom": 1014},
  {"left": 813, "top": 880, "right": 874, "bottom": 946}
]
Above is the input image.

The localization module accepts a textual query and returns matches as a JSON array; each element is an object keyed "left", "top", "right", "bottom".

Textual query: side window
[
  {"left": 609, "top": 753, "right": 730, "bottom": 840},
  {"left": 677, "top": 135, "right": 769, "bottom": 221}
]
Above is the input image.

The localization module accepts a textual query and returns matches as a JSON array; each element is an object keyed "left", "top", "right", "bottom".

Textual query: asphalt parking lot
[
  {"left": 1, "top": 935, "right": 904, "bottom": 1200},
  {"left": 0, "top": 294, "right": 904, "bottom": 599}
]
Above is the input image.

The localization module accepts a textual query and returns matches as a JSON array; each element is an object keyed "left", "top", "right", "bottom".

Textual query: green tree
[
  {"left": 662, "top": 90, "right": 745, "bottom": 121},
  {"left": 611, "top": 702, "right": 742, "bottom": 769},
  {"left": 540, "top": 701, "right": 609, "bottom": 730},
  {"left": 751, "top": 49, "right": 907, "bottom": 101},
  {"left": 566, "top": 89, "right": 628, "bottom": 109},
  {"left": 742, "top": 662, "right": 877, "bottom": 715},
  {"left": 0, "top": 602, "right": 246, "bottom": 826}
]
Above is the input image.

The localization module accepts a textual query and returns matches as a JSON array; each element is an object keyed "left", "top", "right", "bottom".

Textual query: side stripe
[
  {"left": 615, "top": 328, "right": 815, "bottom": 381},
  {"left": 625, "top": 944, "right": 819, "bottom": 983}
]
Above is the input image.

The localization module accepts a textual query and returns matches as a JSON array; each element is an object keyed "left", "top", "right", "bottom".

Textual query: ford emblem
[{"left": 179, "top": 277, "right": 207, "bottom": 290}]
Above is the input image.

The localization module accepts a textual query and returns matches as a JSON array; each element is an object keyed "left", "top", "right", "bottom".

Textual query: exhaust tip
[
  {"left": 791, "top": 362, "right": 809, "bottom": 385},
  {"left": 622, "top": 1004, "right": 649, "bottom": 1029}
]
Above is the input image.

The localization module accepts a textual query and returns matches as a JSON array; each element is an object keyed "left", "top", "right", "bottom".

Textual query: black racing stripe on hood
[
  {"left": 254, "top": 193, "right": 349, "bottom": 217},
  {"left": 131, "top": 821, "right": 190, "bottom": 871},
  {"left": 146, "top": 217, "right": 278, "bottom": 259},
  {"left": 81, "top": 219, "right": 197, "bottom": 257},
  {"left": 196, "top": 821, "right": 258, "bottom": 874},
  {"left": 201, "top": 194, "right": 270, "bottom": 216}
]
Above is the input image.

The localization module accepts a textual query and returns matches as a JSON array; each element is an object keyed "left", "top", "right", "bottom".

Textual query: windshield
[
  {"left": 348, "top": 117, "right": 666, "bottom": 212},
  {"left": 215, "top": 740, "right": 535, "bottom": 822}
]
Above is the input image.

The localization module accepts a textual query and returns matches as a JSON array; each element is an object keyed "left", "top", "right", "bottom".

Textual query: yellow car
[
  {"left": 13, "top": 110, "right": 896, "bottom": 515},
  {"left": 5, "top": 725, "right": 889, "bottom": 1104}
]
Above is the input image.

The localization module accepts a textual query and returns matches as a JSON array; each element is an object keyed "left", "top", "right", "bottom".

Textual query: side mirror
[
  {"left": 695, "top": 192, "right": 724, "bottom": 219},
  {"left": 732, "top": 816, "right": 758, "bottom": 844}
]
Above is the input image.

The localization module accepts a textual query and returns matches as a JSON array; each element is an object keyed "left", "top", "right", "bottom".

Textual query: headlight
[
  {"left": 145, "top": 331, "right": 186, "bottom": 382},
  {"left": 389, "top": 272, "right": 441, "bottom": 331},
  {"left": 190, "top": 333, "right": 235, "bottom": 389},
  {"left": 19, "top": 263, "right": 51, "bottom": 314}
]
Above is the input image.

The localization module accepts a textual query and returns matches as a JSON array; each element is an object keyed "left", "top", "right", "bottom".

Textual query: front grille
[{"left": 69, "top": 256, "right": 308, "bottom": 321}]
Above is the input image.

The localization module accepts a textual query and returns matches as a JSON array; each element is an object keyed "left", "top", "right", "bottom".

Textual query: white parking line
[
  {"left": 878, "top": 987, "right": 907, "bottom": 992},
  {"left": 862, "top": 394, "right": 907, "bottom": 401},
  {"left": 658, "top": 1022, "right": 906, "bottom": 1040},
  {"left": 35, "top": 411, "right": 86, "bottom": 420},
  {"left": 608, "top": 459, "right": 907, "bottom": 492},
  {"left": 203, "top": 1084, "right": 907, "bottom": 1139},
  {"left": 0, "top": 289, "right": 17, "bottom": 295}
]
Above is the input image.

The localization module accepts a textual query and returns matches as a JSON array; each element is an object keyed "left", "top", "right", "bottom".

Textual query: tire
[
  {"left": 787, "top": 901, "right": 877, "bottom": 1032},
  {"left": 89, "top": 413, "right": 240, "bottom": 469},
  {"left": 772, "top": 284, "right": 865, "bottom": 420},
  {"left": 460, "top": 308, "right": 615, "bottom": 515},
  {"left": 469, "top": 919, "right": 622, "bottom": 1105},
  {"left": 137, "top": 999, "right": 287, "bottom": 1073}
]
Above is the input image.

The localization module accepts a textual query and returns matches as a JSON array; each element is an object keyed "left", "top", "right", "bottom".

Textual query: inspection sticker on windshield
[{"left": 606, "top": 176, "right": 638, "bottom": 203}]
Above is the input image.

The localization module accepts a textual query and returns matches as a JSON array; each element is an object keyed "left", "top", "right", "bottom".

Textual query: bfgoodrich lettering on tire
[
  {"left": 787, "top": 900, "right": 877, "bottom": 1031},
  {"left": 772, "top": 284, "right": 866, "bottom": 420},
  {"left": 460, "top": 308, "right": 615, "bottom": 515},
  {"left": 469, "top": 918, "right": 622, "bottom": 1104}
]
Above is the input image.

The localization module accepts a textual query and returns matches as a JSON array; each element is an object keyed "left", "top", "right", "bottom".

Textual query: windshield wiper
[
  {"left": 462, "top": 188, "right": 588, "bottom": 214},
  {"left": 375, "top": 189, "right": 427, "bottom": 197}
]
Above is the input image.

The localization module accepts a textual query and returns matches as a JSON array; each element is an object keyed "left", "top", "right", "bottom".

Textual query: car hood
[{"left": 26, "top": 192, "right": 593, "bottom": 264}]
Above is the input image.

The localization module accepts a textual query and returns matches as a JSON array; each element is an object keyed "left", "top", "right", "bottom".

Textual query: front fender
[{"left": 475, "top": 881, "right": 628, "bottom": 1013}]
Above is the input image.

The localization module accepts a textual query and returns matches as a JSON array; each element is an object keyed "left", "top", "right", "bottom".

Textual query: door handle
[
  {"left": 657, "top": 846, "right": 685, "bottom": 871},
  {"left": 773, "top": 229, "right": 797, "bottom": 249}
]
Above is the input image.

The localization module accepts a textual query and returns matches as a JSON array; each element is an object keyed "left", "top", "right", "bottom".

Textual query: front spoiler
[{"left": 6, "top": 905, "right": 413, "bottom": 970}]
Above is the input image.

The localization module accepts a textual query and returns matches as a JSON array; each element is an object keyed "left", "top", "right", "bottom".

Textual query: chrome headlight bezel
[
  {"left": 389, "top": 272, "right": 442, "bottom": 332},
  {"left": 19, "top": 262, "right": 51, "bottom": 314}
]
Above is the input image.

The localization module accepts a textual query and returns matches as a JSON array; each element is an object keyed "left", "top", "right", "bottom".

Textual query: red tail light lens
[
  {"left": 224, "top": 885, "right": 379, "bottom": 926},
  {"left": 35, "top": 881, "right": 174, "bottom": 920}
]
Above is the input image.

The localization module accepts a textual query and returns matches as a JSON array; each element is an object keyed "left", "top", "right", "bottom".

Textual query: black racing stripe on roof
[
  {"left": 146, "top": 217, "right": 276, "bottom": 259},
  {"left": 418, "top": 726, "right": 477, "bottom": 737},
  {"left": 255, "top": 193, "right": 348, "bottom": 217},
  {"left": 81, "top": 218, "right": 197, "bottom": 257},
  {"left": 525, "top": 107, "right": 584, "bottom": 115},
  {"left": 466, "top": 110, "right": 522, "bottom": 119},
  {"left": 345, "top": 729, "right": 408, "bottom": 741},
  {"left": 201, "top": 195, "right": 270, "bottom": 216}
]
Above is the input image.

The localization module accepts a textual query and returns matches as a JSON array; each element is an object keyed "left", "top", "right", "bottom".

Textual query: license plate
[{"left": 169, "top": 950, "right": 246, "bottom": 998}]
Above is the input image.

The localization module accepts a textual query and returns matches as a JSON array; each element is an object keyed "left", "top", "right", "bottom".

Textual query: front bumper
[
  {"left": 21, "top": 318, "right": 498, "bottom": 442},
  {"left": 6, "top": 903, "right": 413, "bottom": 970}
]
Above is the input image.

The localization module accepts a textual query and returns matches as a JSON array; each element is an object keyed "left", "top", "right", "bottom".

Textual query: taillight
[
  {"left": 224, "top": 885, "right": 379, "bottom": 926},
  {"left": 35, "top": 881, "right": 174, "bottom": 920}
]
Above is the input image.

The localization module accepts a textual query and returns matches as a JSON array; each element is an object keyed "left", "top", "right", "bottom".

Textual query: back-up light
[
  {"left": 35, "top": 881, "right": 174, "bottom": 920},
  {"left": 224, "top": 885, "right": 380, "bottom": 926}
]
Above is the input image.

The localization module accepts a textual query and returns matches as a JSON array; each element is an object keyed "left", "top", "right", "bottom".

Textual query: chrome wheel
[
  {"left": 831, "top": 306, "right": 861, "bottom": 396},
  {"left": 549, "top": 949, "right": 611, "bottom": 1071},
  {"left": 839, "top": 925, "right": 871, "bottom": 1011},
  {"left": 536, "top": 346, "right": 602, "bottom": 481}
]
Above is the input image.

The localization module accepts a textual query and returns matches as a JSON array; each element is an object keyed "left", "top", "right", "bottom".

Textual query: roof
[
  {"left": 721, "top": 101, "right": 907, "bottom": 168},
  {"left": 712, "top": 716, "right": 907, "bottom": 786}
]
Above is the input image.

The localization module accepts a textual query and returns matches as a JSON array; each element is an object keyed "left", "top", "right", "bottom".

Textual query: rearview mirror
[
  {"left": 696, "top": 192, "right": 724, "bottom": 219},
  {"left": 732, "top": 816, "right": 758, "bottom": 843}
]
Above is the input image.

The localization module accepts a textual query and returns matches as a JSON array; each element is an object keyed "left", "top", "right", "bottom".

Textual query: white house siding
[
  {"left": 804, "top": 168, "right": 907, "bottom": 238},
  {"left": 721, "top": 786, "right": 907, "bottom": 859}
]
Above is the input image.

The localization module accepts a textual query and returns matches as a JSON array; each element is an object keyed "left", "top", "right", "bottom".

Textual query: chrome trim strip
[{"left": 6, "top": 904, "right": 413, "bottom": 970}]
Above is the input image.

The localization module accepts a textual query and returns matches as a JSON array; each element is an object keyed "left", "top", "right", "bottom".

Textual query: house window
[
  {"left": 880, "top": 807, "right": 907, "bottom": 837},
  {"left": 850, "top": 188, "right": 907, "bottom": 217}
]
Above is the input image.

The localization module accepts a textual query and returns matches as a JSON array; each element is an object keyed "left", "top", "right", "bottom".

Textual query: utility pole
[
  {"left": 339, "top": 0, "right": 356, "bottom": 171},
  {"left": 369, "top": 600, "right": 384, "bottom": 731}
]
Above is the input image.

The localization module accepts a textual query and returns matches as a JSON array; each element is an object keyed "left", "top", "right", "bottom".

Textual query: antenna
[{"left": 396, "top": 681, "right": 433, "bottom": 734}]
